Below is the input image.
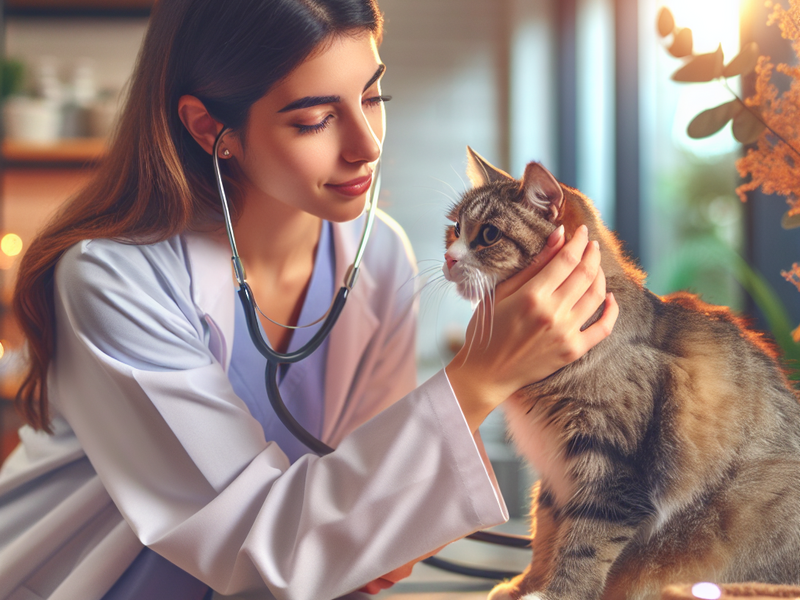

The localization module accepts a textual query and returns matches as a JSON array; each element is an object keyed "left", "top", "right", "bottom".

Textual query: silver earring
[{"left": 222, "top": 148, "right": 231, "bottom": 157}]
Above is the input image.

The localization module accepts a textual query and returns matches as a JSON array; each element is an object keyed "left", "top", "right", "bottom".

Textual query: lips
[{"left": 326, "top": 174, "right": 373, "bottom": 197}]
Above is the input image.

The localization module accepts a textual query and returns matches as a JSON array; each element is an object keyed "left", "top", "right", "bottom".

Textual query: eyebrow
[{"left": 277, "top": 64, "right": 386, "bottom": 113}]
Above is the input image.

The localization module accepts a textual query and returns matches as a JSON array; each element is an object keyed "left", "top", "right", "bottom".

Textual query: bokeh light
[
  {"left": 692, "top": 582, "right": 723, "bottom": 600},
  {"left": 667, "top": 0, "right": 742, "bottom": 57},
  {"left": 1, "top": 234, "right": 23, "bottom": 257}
]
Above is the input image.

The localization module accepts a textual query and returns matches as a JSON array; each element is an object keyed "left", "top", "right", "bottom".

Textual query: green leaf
[
  {"left": 782, "top": 210, "right": 800, "bottom": 229},
  {"left": 687, "top": 100, "right": 743, "bottom": 138},
  {"left": 723, "top": 42, "right": 760, "bottom": 77},
  {"left": 669, "top": 28, "right": 693, "bottom": 58},
  {"left": 732, "top": 108, "right": 766, "bottom": 144},
  {"left": 657, "top": 7, "right": 675, "bottom": 37},
  {"left": 1, "top": 59, "right": 25, "bottom": 99},
  {"left": 672, "top": 44, "right": 724, "bottom": 81}
]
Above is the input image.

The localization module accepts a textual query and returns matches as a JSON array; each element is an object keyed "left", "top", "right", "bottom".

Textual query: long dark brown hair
[{"left": 13, "top": 0, "right": 383, "bottom": 431}]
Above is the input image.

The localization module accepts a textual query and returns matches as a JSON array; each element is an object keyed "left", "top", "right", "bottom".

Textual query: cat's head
[{"left": 442, "top": 147, "right": 565, "bottom": 302}]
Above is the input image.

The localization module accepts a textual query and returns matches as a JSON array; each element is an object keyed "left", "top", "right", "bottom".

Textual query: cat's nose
[{"left": 445, "top": 254, "right": 458, "bottom": 270}]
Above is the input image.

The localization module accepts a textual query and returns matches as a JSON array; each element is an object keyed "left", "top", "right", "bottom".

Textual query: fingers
[
  {"left": 551, "top": 238, "right": 602, "bottom": 310},
  {"left": 567, "top": 257, "right": 607, "bottom": 324},
  {"left": 495, "top": 225, "right": 565, "bottom": 302},
  {"left": 577, "top": 291, "right": 618, "bottom": 351},
  {"left": 357, "top": 578, "right": 394, "bottom": 594},
  {"left": 528, "top": 225, "right": 592, "bottom": 298}
]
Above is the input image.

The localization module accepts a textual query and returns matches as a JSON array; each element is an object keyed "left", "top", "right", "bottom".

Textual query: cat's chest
[{"left": 502, "top": 398, "right": 574, "bottom": 506}]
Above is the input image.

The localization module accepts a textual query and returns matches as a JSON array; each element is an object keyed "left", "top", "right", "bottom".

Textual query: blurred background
[{"left": 0, "top": 0, "right": 797, "bottom": 535}]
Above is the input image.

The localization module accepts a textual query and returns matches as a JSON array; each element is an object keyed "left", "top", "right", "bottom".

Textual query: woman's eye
[
  {"left": 295, "top": 115, "right": 332, "bottom": 135},
  {"left": 363, "top": 94, "right": 392, "bottom": 107},
  {"left": 480, "top": 224, "right": 501, "bottom": 245},
  {"left": 453, "top": 222, "right": 461, "bottom": 238}
]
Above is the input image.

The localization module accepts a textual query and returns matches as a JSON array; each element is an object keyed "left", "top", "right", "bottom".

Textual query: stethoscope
[{"left": 212, "top": 129, "right": 529, "bottom": 581}]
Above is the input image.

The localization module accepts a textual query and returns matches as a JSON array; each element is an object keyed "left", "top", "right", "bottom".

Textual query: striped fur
[{"left": 445, "top": 151, "right": 800, "bottom": 600}]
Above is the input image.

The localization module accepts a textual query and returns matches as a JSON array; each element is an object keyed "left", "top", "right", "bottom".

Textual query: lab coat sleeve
[{"left": 50, "top": 239, "right": 507, "bottom": 600}]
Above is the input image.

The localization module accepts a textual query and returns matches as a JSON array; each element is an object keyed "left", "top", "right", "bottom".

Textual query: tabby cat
[{"left": 442, "top": 147, "right": 800, "bottom": 600}]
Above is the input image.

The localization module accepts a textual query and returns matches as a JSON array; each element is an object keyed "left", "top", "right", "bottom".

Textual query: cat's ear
[
  {"left": 466, "top": 146, "right": 514, "bottom": 188},
  {"left": 520, "top": 161, "right": 564, "bottom": 223}
]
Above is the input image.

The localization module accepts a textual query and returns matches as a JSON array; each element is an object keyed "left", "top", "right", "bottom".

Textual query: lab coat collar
[
  {"left": 323, "top": 217, "right": 379, "bottom": 443},
  {"left": 182, "top": 219, "right": 380, "bottom": 444}
]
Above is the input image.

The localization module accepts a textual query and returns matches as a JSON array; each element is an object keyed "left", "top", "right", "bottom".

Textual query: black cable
[
  {"left": 467, "top": 530, "right": 530, "bottom": 548},
  {"left": 421, "top": 556, "right": 520, "bottom": 581}
]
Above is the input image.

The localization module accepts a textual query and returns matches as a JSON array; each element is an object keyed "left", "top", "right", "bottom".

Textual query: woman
[{"left": 0, "top": 0, "right": 618, "bottom": 598}]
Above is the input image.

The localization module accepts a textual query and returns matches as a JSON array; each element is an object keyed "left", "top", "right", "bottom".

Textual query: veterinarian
[{"left": 0, "top": 1, "right": 618, "bottom": 598}]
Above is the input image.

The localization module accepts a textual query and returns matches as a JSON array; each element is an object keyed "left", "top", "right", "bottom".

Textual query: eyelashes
[
  {"left": 296, "top": 116, "right": 332, "bottom": 135},
  {"left": 295, "top": 95, "right": 392, "bottom": 135},
  {"left": 365, "top": 94, "right": 392, "bottom": 106},
  {"left": 296, "top": 115, "right": 333, "bottom": 135}
]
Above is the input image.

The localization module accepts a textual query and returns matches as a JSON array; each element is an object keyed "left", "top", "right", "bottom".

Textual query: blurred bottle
[
  {"left": 62, "top": 58, "right": 97, "bottom": 138},
  {"left": 33, "top": 56, "right": 63, "bottom": 104}
]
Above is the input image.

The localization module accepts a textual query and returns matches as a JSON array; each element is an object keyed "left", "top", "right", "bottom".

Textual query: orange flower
[
  {"left": 783, "top": 262, "right": 800, "bottom": 293},
  {"left": 736, "top": 0, "right": 800, "bottom": 339}
]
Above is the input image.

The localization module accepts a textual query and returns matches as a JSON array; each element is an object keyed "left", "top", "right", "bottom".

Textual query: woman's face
[{"left": 230, "top": 32, "right": 386, "bottom": 223}]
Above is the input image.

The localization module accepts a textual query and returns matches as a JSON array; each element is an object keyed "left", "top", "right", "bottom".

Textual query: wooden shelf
[{"left": 3, "top": 138, "right": 107, "bottom": 165}]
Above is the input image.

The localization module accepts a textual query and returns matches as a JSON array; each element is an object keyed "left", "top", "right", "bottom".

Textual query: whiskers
[
  {"left": 461, "top": 269, "right": 498, "bottom": 363},
  {"left": 402, "top": 259, "right": 498, "bottom": 367}
]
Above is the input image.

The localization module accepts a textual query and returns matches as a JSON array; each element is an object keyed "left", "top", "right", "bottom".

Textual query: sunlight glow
[
  {"left": 691, "top": 582, "right": 722, "bottom": 600},
  {"left": 665, "top": 0, "right": 743, "bottom": 157},
  {"left": 667, "top": 0, "right": 742, "bottom": 57}
]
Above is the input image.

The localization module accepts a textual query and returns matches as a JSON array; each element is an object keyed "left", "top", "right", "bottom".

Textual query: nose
[
  {"left": 342, "top": 107, "right": 383, "bottom": 165},
  {"left": 445, "top": 254, "right": 457, "bottom": 270}
]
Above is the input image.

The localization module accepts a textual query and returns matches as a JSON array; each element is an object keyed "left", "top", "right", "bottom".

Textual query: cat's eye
[
  {"left": 480, "top": 224, "right": 501, "bottom": 246},
  {"left": 454, "top": 222, "right": 461, "bottom": 238}
]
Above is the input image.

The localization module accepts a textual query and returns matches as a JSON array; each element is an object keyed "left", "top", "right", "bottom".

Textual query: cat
[{"left": 442, "top": 147, "right": 800, "bottom": 600}]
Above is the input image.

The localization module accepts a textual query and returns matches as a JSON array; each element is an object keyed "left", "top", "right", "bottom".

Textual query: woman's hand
[
  {"left": 356, "top": 561, "right": 415, "bottom": 594},
  {"left": 356, "top": 546, "right": 445, "bottom": 594},
  {"left": 446, "top": 224, "right": 619, "bottom": 432}
]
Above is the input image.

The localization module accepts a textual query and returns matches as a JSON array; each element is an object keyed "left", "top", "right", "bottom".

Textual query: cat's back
[
  {"left": 634, "top": 291, "right": 800, "bottom": 537},
  {"left": 652, "top": 290, "right": 799, "bottom": 425}
]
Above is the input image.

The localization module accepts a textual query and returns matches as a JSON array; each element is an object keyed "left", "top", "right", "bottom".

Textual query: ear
[
  {"left": 178, "top": 95, "right": 234, "bottom": 158},
  {"left": 466, "top": 146, "right": 515, "bottom": 188},
  {"left": 520, "top": 161, "right": 564, "bottom": 223}
]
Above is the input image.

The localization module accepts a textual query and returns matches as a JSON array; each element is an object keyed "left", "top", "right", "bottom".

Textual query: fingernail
[
  {"left": 592, "top": 240, "right": 599, "bottom": 250},
  {"left": 547, "top": 225, "right": 565, "bottom": 246}
]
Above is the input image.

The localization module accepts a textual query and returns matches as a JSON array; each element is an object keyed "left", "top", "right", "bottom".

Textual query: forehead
[
  {"left": 454, "top": 182, "right": 518, "bottom": 222},
  {"left": 265, "top": 32, "right": 382, "bottom": 107}
]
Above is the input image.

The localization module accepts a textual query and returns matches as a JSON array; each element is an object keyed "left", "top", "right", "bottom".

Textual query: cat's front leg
[
  {"left": 491, "top": 483, "right": 640, "bottom": 600},
  {"left": 488, "top": 482, "right": 563, "bottom": 600},
  {"left": 530, "top": 501, "right": 640, "bottom": 600}
]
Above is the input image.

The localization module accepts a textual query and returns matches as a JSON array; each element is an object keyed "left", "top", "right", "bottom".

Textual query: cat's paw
[
  {"left": 487, "top": 582, "right": 519, "bottom": 600},
  {"left": 520, "top": 595, "right": 546, "bottom": 600}
]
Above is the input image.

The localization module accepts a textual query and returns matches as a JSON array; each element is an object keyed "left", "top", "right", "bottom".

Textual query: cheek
[
  {"left": 480, "top": 242, "right": 526, "bottom": 281},
  {"left": 244, "top": 135, "right": 329, "bottom": 195}
]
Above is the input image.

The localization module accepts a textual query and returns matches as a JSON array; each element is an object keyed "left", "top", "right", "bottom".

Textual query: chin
[
  {"left": 443, "top": 264, "right": 484, "bottom": 303},
  {"left": 325, "top": 198, "right": 371, "bottom": 223}
]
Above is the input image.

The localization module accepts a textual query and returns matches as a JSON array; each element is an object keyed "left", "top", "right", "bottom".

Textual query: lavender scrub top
[{"left": 102, "top": 221, "right": 335, "bottom": 599}]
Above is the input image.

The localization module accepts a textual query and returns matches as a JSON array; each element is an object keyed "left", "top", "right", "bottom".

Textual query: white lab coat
[{"left": 0, "top": 211, "right": 507, "bottom": 600}]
